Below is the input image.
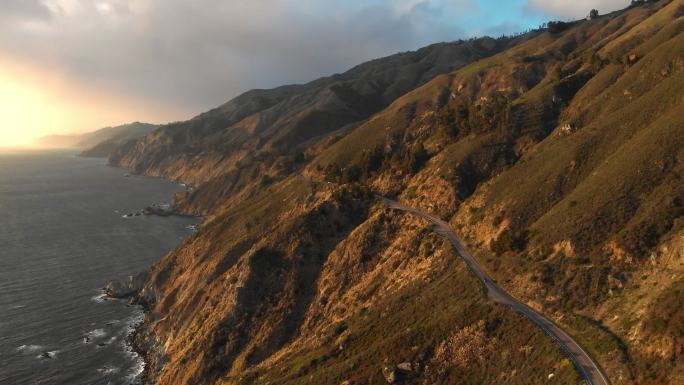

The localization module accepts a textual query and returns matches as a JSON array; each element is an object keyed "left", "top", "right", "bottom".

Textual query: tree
[
  {"left": 588, "top": 9, "right": 599, "bottom": 20},
  {"left": 490, "top": 229, "right": 529, "bottom": 256},
  {"left": 547, "top": 21, "right": 569, "bottom": 34}
]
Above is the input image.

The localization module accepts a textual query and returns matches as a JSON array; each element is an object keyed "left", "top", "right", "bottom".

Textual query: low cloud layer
[{"left": 0, "top": 0, "right": 629, "bottom": 123}]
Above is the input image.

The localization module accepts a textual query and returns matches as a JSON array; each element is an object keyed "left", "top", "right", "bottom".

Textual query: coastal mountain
[
  {"left": 79, "top": 122, "right": 159, "bottom": 157},
  {"left": 109, "top": 1, "right": 684, "bottom": 384},
  {"left": 109, "top": 36, "right": 531, "bottom": 214},
  {"left": 36, "top": 122, "right": 157, "bottom": 156}
]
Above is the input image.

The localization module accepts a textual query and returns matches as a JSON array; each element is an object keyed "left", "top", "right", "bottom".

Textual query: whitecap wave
[
  {"left": 124, "top": 310, "right": 144, "bottom": 330},
  {"left": 86, "top": 328, "right": 108, "bottom": 339},
  {"left": 127, "top": 357, "right": 145, "bottom": 382},
  {"left": 97, "top": 365, "right": 120, "bottom": 376},
  {"left": 36, "top": 350, "right": 59, "bottom": 359},
  {"left": 16, "top": 344, "right": 44, "bottom": 353},
  {"left": 91, "top": 292, "right": 108, "bottom": 303}
]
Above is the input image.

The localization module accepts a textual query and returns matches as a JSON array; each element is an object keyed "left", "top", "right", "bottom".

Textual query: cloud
[
  {"left": 0, "top": 0, "right": 569, "bottom": 125},
  {"left": 0, "top": 0, "right": 53, "bottom": 22},
  {"left": 526, "top": 0, "right": 628, "bottom": 20},
  {"left": 1, "top": 0, "right": 483, "bottom": 115}
]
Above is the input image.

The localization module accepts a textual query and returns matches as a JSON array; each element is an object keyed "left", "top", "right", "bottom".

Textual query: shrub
[
  {"left": 490, "top": 229, "right": 529, "bottom": 256},
  {"left": 323, "top": 163, "right": 341, "bottom": 182}
]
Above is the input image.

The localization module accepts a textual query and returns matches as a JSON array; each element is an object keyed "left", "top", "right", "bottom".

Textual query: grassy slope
[
  {"left": 308, "top": 1, "right": 684, "bottom": 383},
  {"left": 447, "top": 2, "right": 684, "bottom": 383},
  {"left": 136, "top": 178, "right": 582, "bottom": 385},
  {"left": 121, "top": 2, "right": 684, "bottom": 385}
]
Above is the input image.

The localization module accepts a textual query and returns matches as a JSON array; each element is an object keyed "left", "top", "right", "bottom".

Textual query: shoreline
[
  {"left": 105, "top": 161, "right": 202, "bottom": 385},
  {"left": 127, "top": 305, "right": 156, "bottom": 385},
  {"left": 1, "top": 151, "right": 195, "bottom": 385},
  {"left": 104, "top": 274, "right": 161, "bottom": 385}
]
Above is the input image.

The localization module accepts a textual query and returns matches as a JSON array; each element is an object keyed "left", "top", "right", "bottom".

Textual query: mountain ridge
[
  {"left": 109, "top": 35, "right": 533, "bottom": 213},
  {"left": 108, "top": 1, "right": 684, "bottom": 384},
  {"left": 35, "top": 122, "right": 158, "bottom": 157}
]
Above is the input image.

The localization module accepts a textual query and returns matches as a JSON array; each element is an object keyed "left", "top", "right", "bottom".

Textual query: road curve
[{"left": 382, "top": 198, "right": 610, "bottom": 385}]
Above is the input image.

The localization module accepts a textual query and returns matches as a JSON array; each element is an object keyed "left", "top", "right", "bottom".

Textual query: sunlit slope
[
  {"left": 112, "top": 1, "right": 684, "bottom": 384},
  {"left": 109, "top": 37, "right": 528, "bottom": 213}
]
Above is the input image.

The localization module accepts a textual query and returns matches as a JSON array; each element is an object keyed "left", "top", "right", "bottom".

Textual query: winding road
[{"left": 382, "top": 198, "right": 610, "bottom": 385}]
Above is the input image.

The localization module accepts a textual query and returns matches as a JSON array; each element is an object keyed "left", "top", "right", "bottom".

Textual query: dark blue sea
[{"left": 0, "top": 150, "right": 198, "bottom": 385}]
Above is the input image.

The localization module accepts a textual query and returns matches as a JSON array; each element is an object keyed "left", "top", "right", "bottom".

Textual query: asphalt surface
[{"left": 383, "top": 198, "right": 610, "bottom": 385}]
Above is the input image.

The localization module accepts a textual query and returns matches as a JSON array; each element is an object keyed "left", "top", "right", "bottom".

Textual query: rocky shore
[
  {"left": 103, "top": 271, "right": 149, "bottom": 300},
  {"left": 127, "top": 310, "right": 163, "bottom": 385},
  {"left": 100, "top": 167, "right": 203, "bottom": 385},
  {"left": 105, "top": 272, "right": 164, "bottom": 385}
]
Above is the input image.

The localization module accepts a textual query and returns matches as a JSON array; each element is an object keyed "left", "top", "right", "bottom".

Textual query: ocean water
[{"left": 0, "top": 150, "right": 198, "bottom": 385}]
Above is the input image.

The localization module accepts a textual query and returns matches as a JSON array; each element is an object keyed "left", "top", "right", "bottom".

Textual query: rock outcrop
[{"left": 104, "top": 271, "right": 149, "bottom": 299}]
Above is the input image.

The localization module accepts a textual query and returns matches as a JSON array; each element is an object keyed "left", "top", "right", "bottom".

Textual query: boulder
[
  {"left": 104, "top": 271, "right": 149, "bottom": 299},
  {"left": 382, "top": 366, "right": 399, "bottom": 383},
  {"left": 143, "top": 204, "right": 174, "bottom": 217}
]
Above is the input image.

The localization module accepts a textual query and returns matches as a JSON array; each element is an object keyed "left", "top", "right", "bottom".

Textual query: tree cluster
[
  {"left": 322, "top": 142, "right": 429, "bottom": 185},
  {"left": 547, "top": 21, "right": 570, "bottom": 34},
  {"left": 436, "top": 92, "right": 513, "bottom": 139}
]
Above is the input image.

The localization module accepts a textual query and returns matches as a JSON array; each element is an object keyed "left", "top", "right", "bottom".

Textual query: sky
[{"left": 0, "top": 0, "right": 629, "bottom": 146}]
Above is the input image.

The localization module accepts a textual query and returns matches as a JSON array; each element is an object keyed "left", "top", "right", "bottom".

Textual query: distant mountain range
[
  {"left": 103, "top": 1, "right": 684, "bottom": 385},
  {"left": 36, "top": 122, "right": 158, "bottom": 156}
]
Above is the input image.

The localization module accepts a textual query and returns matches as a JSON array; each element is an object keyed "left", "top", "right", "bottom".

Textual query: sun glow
[
  {"left": 0, "top": 59, "right": 191, "bottom": 148},
  {"left": 0, "top": 69, "right": 72, "bottom": 147}
]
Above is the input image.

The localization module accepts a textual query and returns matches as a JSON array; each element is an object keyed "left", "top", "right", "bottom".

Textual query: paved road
[{"left": 382, "top": 198, "right": 610, "bottom": 385}]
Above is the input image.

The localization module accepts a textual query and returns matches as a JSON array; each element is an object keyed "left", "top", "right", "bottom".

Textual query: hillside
[
  {"left": 79, "top": 122, "right": 159, "bottom": 157},
  {"left": 110, "top": 1, "right": 684, "bottom": 385},
  {"left": 109, "top": 36, "right": 532, "bottom": 214},
  {"left": 36, "top": 122, "right": 157, "bottom": 156}
]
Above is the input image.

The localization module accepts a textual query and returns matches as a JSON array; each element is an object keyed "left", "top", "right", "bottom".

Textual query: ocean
[{"left": 0, "top": 150, "right": 198, "bottom": 385}]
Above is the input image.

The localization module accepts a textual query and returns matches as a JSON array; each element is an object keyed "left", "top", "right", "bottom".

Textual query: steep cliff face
[{"left": 116, "top": 1, "right": 684, "bottom": 384}]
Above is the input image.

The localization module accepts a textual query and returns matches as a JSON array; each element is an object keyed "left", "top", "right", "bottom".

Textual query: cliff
[{"left": 113, "top": 1, "right": 684, "bottom": 384}]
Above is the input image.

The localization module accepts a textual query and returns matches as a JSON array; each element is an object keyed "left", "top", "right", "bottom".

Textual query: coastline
[
  {"left": 103, "top": 160, "right": 201, "bottom": 385},
  {"left": 127, "top": 306, "right": 158, "bottom": 385},
  {"left": 104, "top": 271, "right": 162, "bottom": 385},
  {"left": 0, "top": 151, "right": 196, "bottom": 385}
]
